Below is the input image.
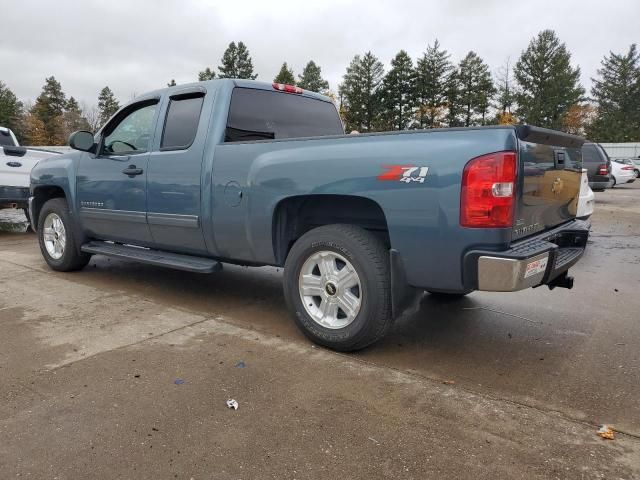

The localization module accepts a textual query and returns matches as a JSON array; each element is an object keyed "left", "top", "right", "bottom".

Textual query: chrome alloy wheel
[
  {"left": 42, "top": 213, "right": 66, "bottom": 260},
  {"left": 298, "top": 250, "right": 362, "bottom": 329}
]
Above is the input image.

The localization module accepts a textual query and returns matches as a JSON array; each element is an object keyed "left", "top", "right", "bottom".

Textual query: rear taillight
[
  {"left": 460, "top": 151, "right": 517, "bottom": 228},
  {"left": 622, "top": 166, "right": 634, "bottom": 171},
  {"left": 598, "top": 164, "right": 608, "bottom": 175},
  {"left": 272, "top": 83, "right": 303, "bottom": 94}
]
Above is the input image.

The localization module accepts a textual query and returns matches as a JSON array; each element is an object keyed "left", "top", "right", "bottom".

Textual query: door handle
[{"left": 122, "top": 165, "right": 144, "bottom": 177}]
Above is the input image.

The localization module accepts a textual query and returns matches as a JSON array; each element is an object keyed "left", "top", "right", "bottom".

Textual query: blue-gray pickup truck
[{"left": 30, "top": 79, "right": 589, "bottom": 351}]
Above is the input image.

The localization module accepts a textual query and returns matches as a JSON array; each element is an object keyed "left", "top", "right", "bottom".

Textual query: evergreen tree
[
  {"left": 31, "top": 76, "right": 67, "bottom": 143},
  {"left": 0, "top": 81, "right": 23, "bottom": 134},
  {"left": 167, "top": 79, "right": 177, "bottom": 87},
  {"left": 456, "top": 51, "right": 495, "bottom": 126},
  {"left": 514, "top": 30, "right": 584, "bottom": 130},
  {"left": 97, "top": 86, "right": 120, "bottom": 127},
  {"left": 66, "top": 96, "right": 80, "bottom": 113},
  {"left": 413, "top": 40, "right": 453, "bottom": 128},
  {"left": 62, "top": 96, "right": 90, "bottom": 138},
  {"left": 297, "top": 60, "right": 330, "bottom": 94},
  {"left": 32, "top": 76, "right": 66, "bottom": 125},
  {"left": 445, "top": 70, "right": 463, "bottom": 127},
  {"left": 274, "top": 62, "right": 295, "bottom": 85},
  {"left": 339, "top": 52, "right": 385, "bottom": 132},
  {"left": 218, "top": 42, "right": 257, "bottom": 79},
  {"left": 198, "top": 68, "right": 215, "bottom": 81},
  {"left": 380, "top": 50, "right": 416, "bottom": 131},
  {"left": 587, "top": 44, "right": 640, "bottom": 142}
]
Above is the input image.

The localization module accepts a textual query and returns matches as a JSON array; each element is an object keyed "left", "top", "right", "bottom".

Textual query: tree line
[
  {"left": 1, "top": 31, "right": 638, "bottom": 146},
  {"left": 0, "top": 78, "right": 120, "bottom": 146},
  {"left": 339, "top": 30, "right": 639, "bottom": 141}
]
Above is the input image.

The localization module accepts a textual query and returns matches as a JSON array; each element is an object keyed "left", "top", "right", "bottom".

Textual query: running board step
[{"left": 81, "top": 241, "right": 222, "bottom": 273}]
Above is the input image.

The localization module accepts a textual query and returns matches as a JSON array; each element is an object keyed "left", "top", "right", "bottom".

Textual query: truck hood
[{"left": 1, "top": 147, "right": 61, "bottom": 188}]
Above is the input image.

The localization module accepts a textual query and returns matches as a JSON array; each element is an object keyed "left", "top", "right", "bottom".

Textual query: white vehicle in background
[
  {"left": 1, "top": 126, "right": 60, "bottom": 222},
  {"left": 610, "top": 160, "right": 636, "bottom": 187},
  {"left": 613, "top": 158, "right": 640, "bottom": 179},
  {"left": 577, "top": 169, "right": 595, "bottom": 220}
]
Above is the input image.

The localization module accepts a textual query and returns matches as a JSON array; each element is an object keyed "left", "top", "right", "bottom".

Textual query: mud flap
[{"left": 390, "top": 249, "right": 423, "bottom": 319}]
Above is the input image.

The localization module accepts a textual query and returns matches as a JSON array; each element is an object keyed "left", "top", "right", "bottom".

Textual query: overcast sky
[{"left": 2, "top": 0, "right": 638, "bottom": 107}]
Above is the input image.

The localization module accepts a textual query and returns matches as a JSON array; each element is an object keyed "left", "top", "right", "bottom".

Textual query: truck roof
[{"left": 133, "top": 78, "right": 333, "bottom": 105}]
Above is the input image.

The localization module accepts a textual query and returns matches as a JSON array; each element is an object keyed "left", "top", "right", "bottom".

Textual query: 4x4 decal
[{"left": 377, "top": 165, "right": 429, "bottom": 183}]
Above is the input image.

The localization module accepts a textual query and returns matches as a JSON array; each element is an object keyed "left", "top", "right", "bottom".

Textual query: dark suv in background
[{"left": 582, "top": 142, "right": 612, "bottom": 191}]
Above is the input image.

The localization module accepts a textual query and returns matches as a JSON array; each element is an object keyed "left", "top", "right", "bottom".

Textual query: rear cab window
[
  {"left": 225, "top": 88, "right": 343, "bottom": 142},
  {"left": 161, "top": 94, "right": 205, "bottom": 150}
]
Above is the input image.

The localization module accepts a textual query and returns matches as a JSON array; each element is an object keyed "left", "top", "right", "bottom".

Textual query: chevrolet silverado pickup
[{"left": 29, "top": 79, "right": 589, "bottom": 351}]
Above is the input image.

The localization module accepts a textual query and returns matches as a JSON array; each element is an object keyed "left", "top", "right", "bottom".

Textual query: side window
[
  {"left": 161, "top": 94, "right": 205, "bottom": 150},
  {"left": 103, "top": 102, "right": 158, "bottom": 155}
]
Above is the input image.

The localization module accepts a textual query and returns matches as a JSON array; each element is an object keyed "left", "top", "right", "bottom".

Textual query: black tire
[
  {"left": 635, "top": 169, "right": 639, "bottom": 178},
  {"left": 37, "top": 198, "right": 91, "bottom": 272},
  {"left": 283, "top": 224, "right": 392, "bottom": 351},
  {"left": 611, "top": 177, "right": 616, "bottom": 187}
]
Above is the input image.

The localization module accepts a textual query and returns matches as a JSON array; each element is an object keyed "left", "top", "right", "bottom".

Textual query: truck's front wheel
[
  {"left": 37, "top": 198, "right": 91, "bottom": 272},
  {"left": 283, "top": 224, "right": 392, "bottom": 351}
]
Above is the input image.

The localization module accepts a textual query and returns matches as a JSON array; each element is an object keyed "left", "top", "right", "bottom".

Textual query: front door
[{"left": 77, "top": 99, "right": 160, "bottom": 245}]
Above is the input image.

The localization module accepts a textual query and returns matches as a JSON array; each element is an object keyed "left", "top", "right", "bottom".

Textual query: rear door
[
  {"left": 513, "top": 127, "right": 584, "bottom": 241},
  {"left": 146, "top": 88, "right": 209, "bottom": 254}
]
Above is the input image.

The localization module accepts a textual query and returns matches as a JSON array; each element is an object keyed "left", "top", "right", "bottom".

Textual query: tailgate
[{"left": 513, "top": 126, "right": 584, "bottom": 241}]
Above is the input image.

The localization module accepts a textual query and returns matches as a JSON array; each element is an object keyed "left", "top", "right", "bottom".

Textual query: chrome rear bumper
[{"left": 464, "top": 220, "right": 590, "bottom": 292}]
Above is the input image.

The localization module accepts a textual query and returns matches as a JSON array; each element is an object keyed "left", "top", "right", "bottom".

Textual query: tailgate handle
[{"left": 554, "top": 150, "right": 566, "bottom": 169}]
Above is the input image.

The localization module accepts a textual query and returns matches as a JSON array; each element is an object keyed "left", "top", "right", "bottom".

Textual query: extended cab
[{"left": 30, "top": 79, "right": 589, "bottom": 351}]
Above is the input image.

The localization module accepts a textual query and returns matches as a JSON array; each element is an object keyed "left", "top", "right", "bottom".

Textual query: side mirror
[{"left": 69, "top": 130, "right": 96, "bottom": 153}]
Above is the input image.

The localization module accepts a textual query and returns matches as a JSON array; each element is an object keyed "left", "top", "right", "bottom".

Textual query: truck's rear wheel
[
  {"left": 37, "top": 198, "right": 91, "bottom": 272},
  {"left": 283, "top": 224, "right": 392, "bottom": 351}
]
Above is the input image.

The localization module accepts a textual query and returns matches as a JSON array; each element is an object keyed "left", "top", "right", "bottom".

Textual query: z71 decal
[{"left": 377, "top": 165, "right": 429, "bottom": 183}]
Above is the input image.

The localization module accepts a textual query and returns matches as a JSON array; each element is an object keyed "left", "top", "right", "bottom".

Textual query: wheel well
[
  {"left": 272, "top": 195, "right": 390, "bottom": 265},
  {"left": 32, "top": 186, "right": 66, "bottom": 228}
]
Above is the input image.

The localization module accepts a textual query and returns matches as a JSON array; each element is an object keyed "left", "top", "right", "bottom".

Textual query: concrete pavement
[{"left": 1, "top": 184, "right": 639, "bottom": 478}]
